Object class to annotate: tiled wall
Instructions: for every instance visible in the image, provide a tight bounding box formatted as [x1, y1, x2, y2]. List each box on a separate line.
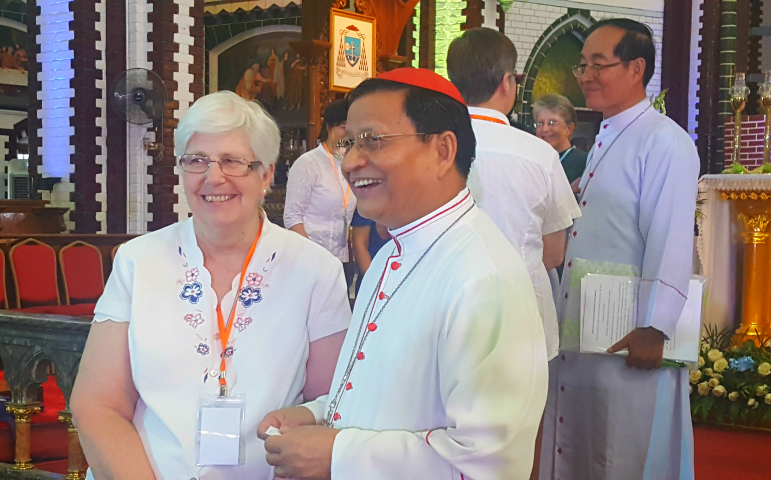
[504, 0, 664, 97]
[434, 0, 467, 78]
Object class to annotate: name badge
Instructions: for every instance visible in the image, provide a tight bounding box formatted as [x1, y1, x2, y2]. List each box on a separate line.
[196, 394, 246, 466]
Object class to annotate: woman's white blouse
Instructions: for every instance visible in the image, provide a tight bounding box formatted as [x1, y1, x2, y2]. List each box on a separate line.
[283, 144, 357, 262]
[90, 215, 351, 480]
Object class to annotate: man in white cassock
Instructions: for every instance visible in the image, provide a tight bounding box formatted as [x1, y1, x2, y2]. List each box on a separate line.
[539, 19, 698, 480]
[258, 68, 549, 479]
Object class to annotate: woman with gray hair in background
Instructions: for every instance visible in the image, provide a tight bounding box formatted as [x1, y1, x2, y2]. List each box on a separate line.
[71, 91, 350, 479]
[532, 93, 588, 192]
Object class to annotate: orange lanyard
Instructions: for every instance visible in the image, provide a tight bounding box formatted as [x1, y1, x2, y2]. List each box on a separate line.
[215, 220, 263, 396]
[470, 114, 507, 125]
[323, 144, 351, 211]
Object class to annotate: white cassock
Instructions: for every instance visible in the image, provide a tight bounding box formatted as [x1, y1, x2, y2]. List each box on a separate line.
[303, 188, 549, 479]
[540, 100, 698, 480]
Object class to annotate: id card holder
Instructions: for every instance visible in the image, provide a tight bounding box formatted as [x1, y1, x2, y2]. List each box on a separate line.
[196, 393, 246, 466]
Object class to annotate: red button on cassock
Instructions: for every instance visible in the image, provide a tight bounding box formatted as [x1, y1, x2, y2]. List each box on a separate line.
[561, 386, 565, 392]
[589, 172, 594, 178]
[558, 448, 563, 455]
[572, 231, 577, 237]
[367, 323, 377, 332]
[346, 382, 352, 391]
[567, 261, 572, 268]
[565, 293, 568, 299]
[333, 413, 341, 421]
[598, 142, 602, 148]
[559, 417, 564, 423]
[378, 292, 386, 300]
[582, 201, 586, 206]
[357, 352, 365, 360]
[391, 262, 401, 270]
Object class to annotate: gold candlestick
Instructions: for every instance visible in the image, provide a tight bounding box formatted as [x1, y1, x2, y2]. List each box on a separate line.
[723, 73, 751, 174]
[754, 71, 771, 173]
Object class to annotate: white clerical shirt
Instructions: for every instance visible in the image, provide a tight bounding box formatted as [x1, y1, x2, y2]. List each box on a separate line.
[467, 107, 581, 360]
[303, 189, 548, 479]
[284, 144, 357, 262]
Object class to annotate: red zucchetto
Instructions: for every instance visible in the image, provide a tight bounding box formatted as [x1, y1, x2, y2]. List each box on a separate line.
[376, 68, 467, 106]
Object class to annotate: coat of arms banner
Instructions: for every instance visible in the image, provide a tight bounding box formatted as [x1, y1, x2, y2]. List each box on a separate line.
[329, 8, 376, 92]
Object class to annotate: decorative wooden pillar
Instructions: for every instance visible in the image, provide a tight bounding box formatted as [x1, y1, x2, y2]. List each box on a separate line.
[69, 0, 103, 234]
[146, 0, 181, 230]
[27, 0, 42, 200]
[697, 0, 723, 174]
[461, 0, 483, 30]
[355, 0, 420, 72]
[59, 412, 87, 480]
[106, 0, 127, 234]
[5, 402, 42, 470]
[419, 0, 435, 70]
[661, 0, 692, 130]
[294, 0, 338, 147]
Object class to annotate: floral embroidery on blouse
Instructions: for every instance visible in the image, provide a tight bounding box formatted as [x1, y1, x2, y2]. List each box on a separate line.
[234, 316, 253, 332]
[184, 313, 204, 328]
[196, 343, 210, 355]
[246, 272, 263, 287]
[185, 268, 199, 283]
[223, 345, 235, 358]
[238, 286, 262, 308]
[180, 281, 203, 304]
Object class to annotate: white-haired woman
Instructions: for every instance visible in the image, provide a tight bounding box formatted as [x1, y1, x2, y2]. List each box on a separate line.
[71, 91, 350, 479]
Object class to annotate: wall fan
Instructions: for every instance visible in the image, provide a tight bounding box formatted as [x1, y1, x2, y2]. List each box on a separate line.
[111, 68, 166, 158]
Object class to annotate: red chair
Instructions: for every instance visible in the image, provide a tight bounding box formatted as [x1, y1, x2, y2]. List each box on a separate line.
[59, 241, 104, 305]
[9, 238, 60, 308]
[0, 250, 8, 309]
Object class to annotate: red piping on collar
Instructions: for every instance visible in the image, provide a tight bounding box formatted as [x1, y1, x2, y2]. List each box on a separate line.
[390, 191, 472, 251]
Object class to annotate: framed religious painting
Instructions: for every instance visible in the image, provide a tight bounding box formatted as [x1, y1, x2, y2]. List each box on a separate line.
[329, 8, 376, 93]
[208, 25, 305, 129]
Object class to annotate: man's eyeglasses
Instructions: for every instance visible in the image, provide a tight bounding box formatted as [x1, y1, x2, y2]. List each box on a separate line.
[535, 119, 563, 128]
[335, 132, 434, 157]
[178, 155, 263, 177]
[572, 61, 624, 79]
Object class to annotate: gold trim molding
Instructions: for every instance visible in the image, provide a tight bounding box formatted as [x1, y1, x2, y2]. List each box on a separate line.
[5, 403, 42, 423]
[720, 190, 771, 200]
[739, 213, 771, 244]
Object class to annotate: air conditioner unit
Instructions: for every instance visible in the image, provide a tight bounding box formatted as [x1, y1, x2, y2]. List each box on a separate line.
[8, 172, 30, 199]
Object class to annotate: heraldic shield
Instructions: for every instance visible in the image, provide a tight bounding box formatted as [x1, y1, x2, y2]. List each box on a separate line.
[345, 36, 362, 68]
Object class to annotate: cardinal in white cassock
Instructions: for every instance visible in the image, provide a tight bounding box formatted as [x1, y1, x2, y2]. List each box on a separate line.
[258, 68, 549, 479]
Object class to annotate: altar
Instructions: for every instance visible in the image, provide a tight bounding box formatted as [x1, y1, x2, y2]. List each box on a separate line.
[697, 174, 771, 338]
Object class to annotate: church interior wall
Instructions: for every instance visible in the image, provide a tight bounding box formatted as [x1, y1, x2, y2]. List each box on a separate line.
[504, 0, 664, 100]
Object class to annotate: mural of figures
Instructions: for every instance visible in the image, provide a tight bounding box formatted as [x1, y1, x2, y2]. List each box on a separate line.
[215, 30, 304, 127]
[286, 53, 306, 111]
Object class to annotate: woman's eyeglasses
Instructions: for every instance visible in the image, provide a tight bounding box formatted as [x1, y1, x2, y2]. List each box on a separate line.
[534, 119, 563, 128]
[178, 155, 262, 177]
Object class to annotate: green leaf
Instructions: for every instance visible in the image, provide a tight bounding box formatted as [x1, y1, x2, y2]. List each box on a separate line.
[715, 402, 727, 424]
[701, 397, 716, 420]
[729, 402, 741, 423]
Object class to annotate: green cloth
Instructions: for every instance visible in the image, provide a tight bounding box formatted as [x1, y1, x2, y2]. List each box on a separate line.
[559, 147, 588, 184]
